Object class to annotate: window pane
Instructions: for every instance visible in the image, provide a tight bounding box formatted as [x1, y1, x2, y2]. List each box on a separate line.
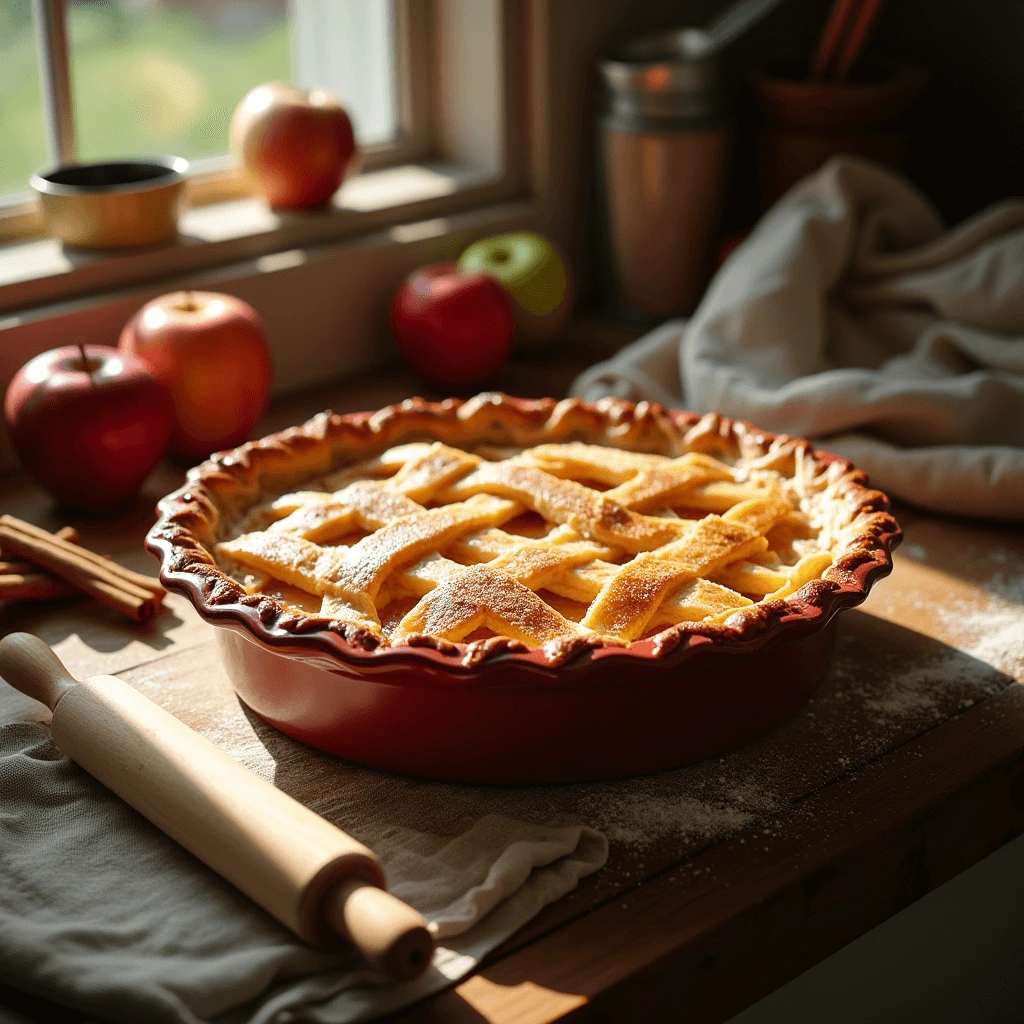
[0, 0, 48, 194]
[67, 0, 397, 167]
[292, 0, 397, 147]
[69, 0, 291, 164]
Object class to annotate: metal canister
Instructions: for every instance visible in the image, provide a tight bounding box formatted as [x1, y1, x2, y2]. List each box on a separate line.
[599, 30, 728, 320]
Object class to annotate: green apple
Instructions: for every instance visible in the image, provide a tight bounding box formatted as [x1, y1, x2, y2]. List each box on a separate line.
[458, 231, 572, 346]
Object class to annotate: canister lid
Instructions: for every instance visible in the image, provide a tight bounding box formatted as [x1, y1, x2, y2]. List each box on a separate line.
[601, 28, 719, 128]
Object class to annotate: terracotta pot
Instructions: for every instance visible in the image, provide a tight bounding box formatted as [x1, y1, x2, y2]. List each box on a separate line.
[752, 62, 926, 205]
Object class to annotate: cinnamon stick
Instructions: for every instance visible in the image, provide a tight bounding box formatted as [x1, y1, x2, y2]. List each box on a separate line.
[0, 572, 80, 602]
[0, 517, 164, 622]
[0, 526, 80, 576]
[0, 518, 163, 597]
[0, 559, 35, 575]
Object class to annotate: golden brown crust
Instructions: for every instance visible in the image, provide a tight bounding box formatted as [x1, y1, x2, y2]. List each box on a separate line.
[146, 394, 901, 672]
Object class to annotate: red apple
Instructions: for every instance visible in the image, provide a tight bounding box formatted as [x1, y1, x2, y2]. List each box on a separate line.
[391, 262, 516, 389]
[4, 345, 173, 511]
[119, 291, 273, 461]
[231, 82, 357, 210]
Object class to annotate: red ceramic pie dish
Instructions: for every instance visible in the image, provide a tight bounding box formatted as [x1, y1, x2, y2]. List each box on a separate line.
[146, 394, 900, 783]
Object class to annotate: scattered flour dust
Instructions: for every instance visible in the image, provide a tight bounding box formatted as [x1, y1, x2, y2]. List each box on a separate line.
[935, 554, 1024, 681]
[827, 538, 1024, 727]
[200, 717, 277, 781]
[517, 775, 787, 853]
[577, 792, 755, 848]
[910, 543, 1024, 681]
[859, 652, 1002, 721]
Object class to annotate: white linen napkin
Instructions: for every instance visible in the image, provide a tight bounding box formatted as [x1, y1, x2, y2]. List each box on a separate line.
[573, 157, 1024, 520]
[0, 722, 607, 1024]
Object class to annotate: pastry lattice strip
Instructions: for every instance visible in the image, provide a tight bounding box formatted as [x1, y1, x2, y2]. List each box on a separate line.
[218, 441, 826, 647]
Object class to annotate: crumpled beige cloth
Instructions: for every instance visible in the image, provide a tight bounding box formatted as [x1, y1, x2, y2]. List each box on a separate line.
[573, 157, 1024, 520]
[0, 723, 606, 1024]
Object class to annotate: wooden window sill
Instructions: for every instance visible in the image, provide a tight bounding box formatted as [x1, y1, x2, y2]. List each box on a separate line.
[0, 161, 509, 317]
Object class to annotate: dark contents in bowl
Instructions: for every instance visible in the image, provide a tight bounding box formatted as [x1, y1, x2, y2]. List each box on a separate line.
[40, 161, 180, 190]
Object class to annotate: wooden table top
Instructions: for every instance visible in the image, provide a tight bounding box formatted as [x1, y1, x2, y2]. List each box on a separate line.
[1, 354, 1022, 1024]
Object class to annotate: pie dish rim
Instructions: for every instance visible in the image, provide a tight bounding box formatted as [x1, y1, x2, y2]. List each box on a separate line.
[145, 392, 901, 678]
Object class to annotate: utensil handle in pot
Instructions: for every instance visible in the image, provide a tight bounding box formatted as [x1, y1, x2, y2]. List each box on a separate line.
[0, 633, 434, 980]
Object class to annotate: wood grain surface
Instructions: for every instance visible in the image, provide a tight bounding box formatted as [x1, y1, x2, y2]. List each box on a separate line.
[1, 356, 1022, 1024]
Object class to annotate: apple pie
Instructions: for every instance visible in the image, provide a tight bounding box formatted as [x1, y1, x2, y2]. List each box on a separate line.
[150, 394, 897, 668]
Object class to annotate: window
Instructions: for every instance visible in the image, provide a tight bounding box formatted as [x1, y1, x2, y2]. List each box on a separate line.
[0, 0, 531, 316]
[1, 0, 418, 206]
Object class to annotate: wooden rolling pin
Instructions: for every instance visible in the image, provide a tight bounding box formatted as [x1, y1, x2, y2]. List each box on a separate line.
[0, 632, 434, 981]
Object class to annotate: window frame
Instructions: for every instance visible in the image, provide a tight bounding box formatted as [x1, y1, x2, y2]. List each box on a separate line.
[0, 0, 440, 241]
[0, 0, 538, 316]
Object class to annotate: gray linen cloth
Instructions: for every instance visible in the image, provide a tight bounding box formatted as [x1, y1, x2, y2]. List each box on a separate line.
[573, 157, 1024, 520]
[0, 722, 606, 1024]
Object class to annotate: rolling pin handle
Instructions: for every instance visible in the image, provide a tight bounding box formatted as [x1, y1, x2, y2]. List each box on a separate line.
[325, 879, 434, 982]
[0, 632, 78, 711]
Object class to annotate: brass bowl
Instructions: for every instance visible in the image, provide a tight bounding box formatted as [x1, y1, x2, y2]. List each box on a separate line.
[31, 157, 189, 249]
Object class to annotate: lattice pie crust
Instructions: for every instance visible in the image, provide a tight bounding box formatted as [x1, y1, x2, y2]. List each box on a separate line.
[157, 395, 896, 667]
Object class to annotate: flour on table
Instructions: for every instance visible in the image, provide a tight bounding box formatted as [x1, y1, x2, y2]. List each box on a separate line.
[902, 538, 1024, 680]
[573, 787, 759, 849]
[201, 717, 277, 781]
